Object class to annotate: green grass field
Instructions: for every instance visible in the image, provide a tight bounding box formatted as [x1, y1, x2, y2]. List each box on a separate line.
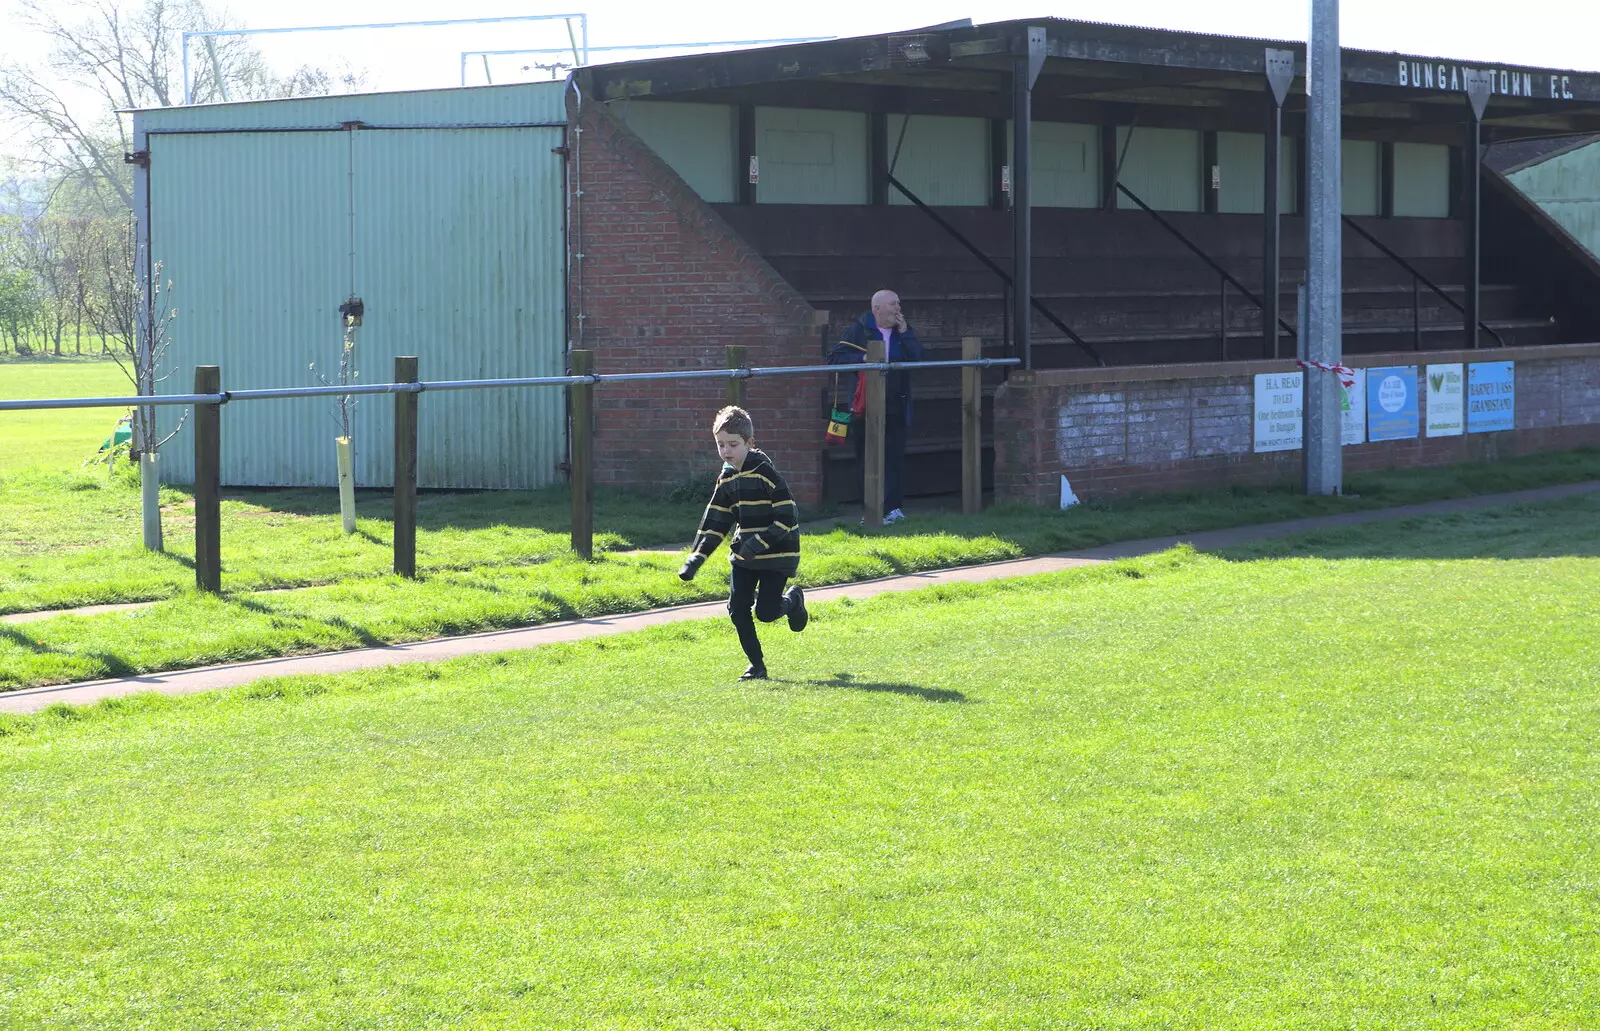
[0, 355, 136, 473]
[8, 357, 1600, 697]
[3, 501, 1597, 1029]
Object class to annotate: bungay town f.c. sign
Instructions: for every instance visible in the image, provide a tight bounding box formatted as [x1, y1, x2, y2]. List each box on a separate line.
[1395, 59, 1576, 100]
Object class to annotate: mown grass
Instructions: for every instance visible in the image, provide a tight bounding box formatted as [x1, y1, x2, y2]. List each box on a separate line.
[0, 467, 705, 613]
[0, 528, 1024, 690]
[0, 354, 135, 474]
[2, 504, 1597, 1028]
[8, 357, 1600, 696]
[8, 444, 1600, 617]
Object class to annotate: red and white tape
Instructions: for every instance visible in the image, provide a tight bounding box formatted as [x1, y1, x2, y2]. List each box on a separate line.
[1296, 359, 1356, 388]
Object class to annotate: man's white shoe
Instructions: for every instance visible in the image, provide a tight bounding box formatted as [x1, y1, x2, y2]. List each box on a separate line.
[884, 508, 907, 524]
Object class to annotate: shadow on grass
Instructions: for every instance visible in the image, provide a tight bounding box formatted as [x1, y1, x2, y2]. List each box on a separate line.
[208, 483, 698, 549]
[804, 671, 969, 704]
[228, 594, 388, 650]
[0, 624, 137, 679]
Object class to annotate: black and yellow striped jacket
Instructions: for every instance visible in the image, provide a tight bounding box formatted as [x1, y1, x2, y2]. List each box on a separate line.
[690, 449, 801, 577]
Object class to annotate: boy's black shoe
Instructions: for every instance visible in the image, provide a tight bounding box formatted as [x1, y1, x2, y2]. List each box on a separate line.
[784, 585, 808, 632]
[739, 664, 768, 681]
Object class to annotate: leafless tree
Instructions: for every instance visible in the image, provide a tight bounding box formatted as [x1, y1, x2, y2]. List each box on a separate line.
[0, 0, 368, 210]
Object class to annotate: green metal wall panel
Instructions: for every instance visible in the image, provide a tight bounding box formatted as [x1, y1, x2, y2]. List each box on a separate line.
[1115, 126, 1201, 212]
[1005, 120, 1100, 207]
[1393, 142, 1451, 217]
[886, 113, 988, 207]
[148, 112, 566, 489]
[614, 100, 735, 203]
[1342, 139, 1382, 216]
[1509, 140, 1600, 260]
[1216, 131, 1299, 214]
[755, 106, 868, 204]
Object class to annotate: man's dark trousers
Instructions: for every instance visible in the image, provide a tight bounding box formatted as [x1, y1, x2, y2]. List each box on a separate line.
[853, 414, 907, 513]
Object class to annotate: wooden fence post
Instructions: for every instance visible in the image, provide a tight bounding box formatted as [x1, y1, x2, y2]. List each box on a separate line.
[393, 356, 418, 578]
[725, 345, 747, 408]
[570, 349, 595, 560]
[862, 336, 886, 527]
[193, 365, 222, 593]
[961, 336, 983, 515]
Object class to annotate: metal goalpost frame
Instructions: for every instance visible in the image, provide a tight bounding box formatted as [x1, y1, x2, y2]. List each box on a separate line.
[457, 36, 835, 86]
[181, 13, 590, 104]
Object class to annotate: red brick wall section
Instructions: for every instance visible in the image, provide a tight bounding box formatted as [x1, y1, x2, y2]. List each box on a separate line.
[994, 345, 1600, 505]
[569, 94, 824, 505]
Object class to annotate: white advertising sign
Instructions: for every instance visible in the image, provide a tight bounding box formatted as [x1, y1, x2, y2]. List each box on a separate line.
[1254, 371, 1304, 453]
[1341, 368, 1367, 446]
[1425, 363, 1465, 437]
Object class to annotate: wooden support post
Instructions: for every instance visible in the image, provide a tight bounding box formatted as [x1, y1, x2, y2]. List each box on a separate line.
[393, 356, 418, 578]
[862, 336, 886, 528]
[570, 349, 595, 559]
[193, 365, 222, 593]
[961, 336, 983, 516]
[725, 345, 747, 408]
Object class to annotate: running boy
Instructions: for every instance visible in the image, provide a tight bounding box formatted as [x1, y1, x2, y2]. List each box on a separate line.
[678, 405, 808, 680]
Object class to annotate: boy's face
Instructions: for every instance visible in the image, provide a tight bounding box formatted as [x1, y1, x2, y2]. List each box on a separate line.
[716, 430, 751, 468]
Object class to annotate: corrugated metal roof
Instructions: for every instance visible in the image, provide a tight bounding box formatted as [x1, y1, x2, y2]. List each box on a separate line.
[132, 81, 567, 130]
[1487, 135, 1600, 174]
[581, 16, 1600, 81]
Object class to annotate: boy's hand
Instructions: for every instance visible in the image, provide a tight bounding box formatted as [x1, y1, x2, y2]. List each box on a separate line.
[678, 553, 706, 581]
[736, 536, 764, 560]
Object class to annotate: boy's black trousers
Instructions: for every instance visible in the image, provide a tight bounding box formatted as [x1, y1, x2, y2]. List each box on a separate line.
[728, 566, 793, 667]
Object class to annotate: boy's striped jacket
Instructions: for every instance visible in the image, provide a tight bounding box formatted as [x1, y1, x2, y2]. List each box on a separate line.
[690, 449, 801, 577]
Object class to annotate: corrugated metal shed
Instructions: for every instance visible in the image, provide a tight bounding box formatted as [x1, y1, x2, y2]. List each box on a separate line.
[1505, 139, 1600, 260]
[135, 83, 568, 489]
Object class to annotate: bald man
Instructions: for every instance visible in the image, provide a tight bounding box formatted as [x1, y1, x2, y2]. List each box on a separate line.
[826, 289, 924, 523]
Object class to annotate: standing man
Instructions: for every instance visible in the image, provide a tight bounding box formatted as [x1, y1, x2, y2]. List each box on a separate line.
[828, 289, 923, 523]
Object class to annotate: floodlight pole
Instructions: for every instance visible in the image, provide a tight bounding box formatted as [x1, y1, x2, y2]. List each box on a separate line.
[1304, 0, 1342, 495]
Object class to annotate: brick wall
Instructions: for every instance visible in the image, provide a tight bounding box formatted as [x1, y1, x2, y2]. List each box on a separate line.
[994, 343, 1600, 505]
[569, 95, 824, 503]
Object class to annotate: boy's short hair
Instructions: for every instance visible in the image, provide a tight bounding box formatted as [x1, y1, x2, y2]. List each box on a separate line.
[714, 405, 754, 440]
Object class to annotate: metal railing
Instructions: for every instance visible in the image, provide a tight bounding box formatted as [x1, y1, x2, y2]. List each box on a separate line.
[885, 173, 1106, 367]
[1341, 216, 1508, 349]
[0, 358, 1018, 413]
[3, 345, 1017, 590]
[1115, 183, 1299, 361]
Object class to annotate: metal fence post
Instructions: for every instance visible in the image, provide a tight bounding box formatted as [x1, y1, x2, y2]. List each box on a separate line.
[193, 365, 222, 593]
[862, 337, 886, 527]
[393, 356, 419, 578]
[725, 345, 747, 408]
[961, 336, 983, 515]
[570, 349, 595, 559]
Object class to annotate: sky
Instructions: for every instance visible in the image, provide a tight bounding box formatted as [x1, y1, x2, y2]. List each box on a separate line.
[4, 0, 1600, 156]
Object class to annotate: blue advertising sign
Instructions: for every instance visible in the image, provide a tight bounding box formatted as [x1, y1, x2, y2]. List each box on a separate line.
[1366, 366, 1420, 442]
[1467, 362, 1516, 433]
